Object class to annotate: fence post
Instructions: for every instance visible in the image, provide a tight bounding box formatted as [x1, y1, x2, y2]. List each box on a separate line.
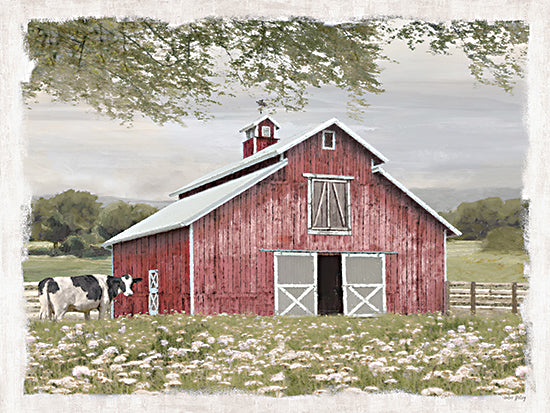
[470, 281, 476, 315]
[511, 282, 518, 314]
[444, 281, 450, 315]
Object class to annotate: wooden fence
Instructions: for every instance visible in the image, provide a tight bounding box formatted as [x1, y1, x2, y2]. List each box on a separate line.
[24, 282, 40, 316]
[445, 281, 528, 314]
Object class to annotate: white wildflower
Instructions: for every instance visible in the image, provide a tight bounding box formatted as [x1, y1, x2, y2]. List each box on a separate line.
[71, 365, 91, 378]
[270, 372, 285, 382]
[119, 377, 137, 385]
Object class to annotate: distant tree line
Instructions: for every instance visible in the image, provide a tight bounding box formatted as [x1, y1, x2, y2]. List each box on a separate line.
[440, 197, 527, 252]
[29, 189, 158, 257]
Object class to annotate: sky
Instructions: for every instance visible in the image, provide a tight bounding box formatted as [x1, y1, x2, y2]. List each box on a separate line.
[23, 38, 528, 206]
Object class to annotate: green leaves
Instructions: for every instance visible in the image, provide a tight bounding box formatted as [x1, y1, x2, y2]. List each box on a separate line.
[391, 20, 528, 93]
[95, 201, 158, 240]
[24, 18, 385, 125]
[24, 18, 528, 126]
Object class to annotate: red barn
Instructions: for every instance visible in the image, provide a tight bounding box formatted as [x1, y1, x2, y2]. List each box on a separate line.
[103, 116, 460, 317]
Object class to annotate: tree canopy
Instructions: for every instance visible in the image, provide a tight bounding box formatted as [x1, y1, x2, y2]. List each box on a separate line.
[29, 190, 158, 251]
[31, 189, 102, 247]
[441, 197, 527, 241]
[24, 18, 528, 126]
[96, 201, 158, 240]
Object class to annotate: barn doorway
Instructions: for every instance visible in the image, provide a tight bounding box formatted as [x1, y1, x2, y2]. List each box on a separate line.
[317, 255, 343, 315]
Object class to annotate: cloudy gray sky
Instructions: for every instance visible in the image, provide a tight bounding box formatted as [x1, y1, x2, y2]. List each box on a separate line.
[23, 39, 528, 207]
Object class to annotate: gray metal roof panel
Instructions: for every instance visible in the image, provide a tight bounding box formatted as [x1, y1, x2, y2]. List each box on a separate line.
[103, 160, 288, 247]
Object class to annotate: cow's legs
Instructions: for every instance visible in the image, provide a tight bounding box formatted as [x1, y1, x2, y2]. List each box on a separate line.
[84, 311, 91, 321]
[54, 305, 69, 321]
[98, 306, 106, 320]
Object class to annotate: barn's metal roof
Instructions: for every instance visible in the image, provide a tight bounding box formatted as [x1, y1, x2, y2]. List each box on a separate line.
[103, 160, 288, 247]
[169, 118, 388, 198]
[373, 166, 462, 237]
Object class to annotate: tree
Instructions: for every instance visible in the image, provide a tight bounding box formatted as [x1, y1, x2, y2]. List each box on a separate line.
[483, 226, 525, 252]
[23, 18, 527, 126]
[30, 189, 102, 246]
[441, 197, 527, 240]
[41, 211, 72, 248]
[96, 201, 158, 240]
[391, 20, 527, 93]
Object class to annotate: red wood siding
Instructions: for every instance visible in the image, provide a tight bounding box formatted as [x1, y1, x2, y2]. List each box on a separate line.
[243, 139, 255, 158]
[112, 227, 190, 317]
[242, 119, 278, 159]
[191, 125, 448, 315]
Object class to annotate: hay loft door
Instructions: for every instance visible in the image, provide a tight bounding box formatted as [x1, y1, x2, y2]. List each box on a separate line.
[342, 254, 386, 316]
[274, 252, 317, 315]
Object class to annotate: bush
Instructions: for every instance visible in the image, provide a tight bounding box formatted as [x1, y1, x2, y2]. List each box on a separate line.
[82, 245, 111, 258]
[482, 226, 525, 252]
[27, 247, 51, 256]
[60, 235, 88, 257]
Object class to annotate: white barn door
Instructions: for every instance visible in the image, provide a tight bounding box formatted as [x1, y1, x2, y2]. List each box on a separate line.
[274, 252, 317, 316]
[148, 269, 159, 316]
[342, 254, 386, 316]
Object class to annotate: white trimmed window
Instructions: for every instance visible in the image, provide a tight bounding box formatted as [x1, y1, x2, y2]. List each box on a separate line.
[304, 174, 353, 235]
[322, 130, 336, 150]
[261, 125, 272, 137]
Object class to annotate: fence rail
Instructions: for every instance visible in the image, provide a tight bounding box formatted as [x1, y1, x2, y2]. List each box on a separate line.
[445, 281, 527, 314]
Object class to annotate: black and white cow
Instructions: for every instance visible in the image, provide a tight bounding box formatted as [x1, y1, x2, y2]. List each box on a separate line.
[38, 274, 142, 321]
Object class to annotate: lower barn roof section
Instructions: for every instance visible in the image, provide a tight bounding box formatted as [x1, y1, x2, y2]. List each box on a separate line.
[102, 159, 288, 247]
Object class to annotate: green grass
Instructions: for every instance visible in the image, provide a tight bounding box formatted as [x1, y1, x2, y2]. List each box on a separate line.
[447, 240, 528, 283]
[23, 255, 112, 282]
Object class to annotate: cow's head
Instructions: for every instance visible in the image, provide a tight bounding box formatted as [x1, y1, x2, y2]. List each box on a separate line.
[108, 274, 143, 300]
[120, 274, 143, 296]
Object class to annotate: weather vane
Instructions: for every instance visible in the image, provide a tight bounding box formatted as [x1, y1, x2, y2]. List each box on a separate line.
[256, 99, 267, 114]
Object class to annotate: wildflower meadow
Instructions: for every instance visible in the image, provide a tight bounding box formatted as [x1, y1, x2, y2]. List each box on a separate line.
[25, 312, 527, 397]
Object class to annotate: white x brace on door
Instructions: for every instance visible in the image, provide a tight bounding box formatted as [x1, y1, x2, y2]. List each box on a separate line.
[342, 254, 386, 316]
[274, 252, 317, 316]
[148, 269, 159, 316]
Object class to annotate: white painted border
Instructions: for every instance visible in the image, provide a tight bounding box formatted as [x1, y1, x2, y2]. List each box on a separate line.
[274, 251, 317, 315]
[261, 125, 272, 137]
[148, 269, 159, 316]
[322, 130, 336, 150]
[341, 253, 386, 317]
[303, 173, 354, 180]
[444, 230, 447, 282]
[189, 223, 194, 315]
[305, 174, 353, 235]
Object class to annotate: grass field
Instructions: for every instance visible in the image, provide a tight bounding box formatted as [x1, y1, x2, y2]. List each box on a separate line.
[23, 255, 112, 282]
[446, 241, 528, 283]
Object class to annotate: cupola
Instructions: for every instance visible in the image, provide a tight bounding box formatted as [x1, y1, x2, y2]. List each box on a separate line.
[239, 115, 281, 159]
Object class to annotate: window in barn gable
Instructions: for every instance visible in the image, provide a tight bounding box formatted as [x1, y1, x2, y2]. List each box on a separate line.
[261, 125, 272, 137]
[304, 174, 353, 235]
[322, 130, 336, 150]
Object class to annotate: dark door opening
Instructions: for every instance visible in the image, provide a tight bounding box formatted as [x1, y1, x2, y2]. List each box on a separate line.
[317, 255, 343, 315]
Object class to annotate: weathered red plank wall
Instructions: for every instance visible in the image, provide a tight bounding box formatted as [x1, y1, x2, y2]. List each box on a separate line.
[192, 125, 448, 315]
[112, 227, 190, 317]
